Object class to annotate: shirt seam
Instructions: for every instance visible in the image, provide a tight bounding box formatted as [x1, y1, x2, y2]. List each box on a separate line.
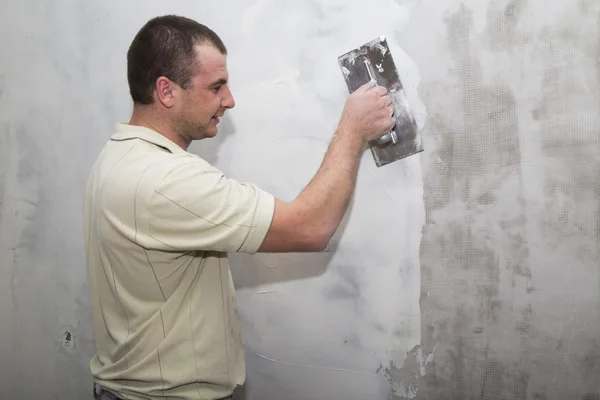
[97, 143, 136, 395]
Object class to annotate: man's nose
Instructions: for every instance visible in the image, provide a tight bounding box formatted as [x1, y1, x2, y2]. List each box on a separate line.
[222, 85, 235, 109]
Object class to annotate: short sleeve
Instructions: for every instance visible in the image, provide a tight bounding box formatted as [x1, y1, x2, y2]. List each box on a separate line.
[145, 161, 275, 254]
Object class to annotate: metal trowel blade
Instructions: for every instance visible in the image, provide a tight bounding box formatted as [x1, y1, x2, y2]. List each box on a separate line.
[338, 36, 424, 167]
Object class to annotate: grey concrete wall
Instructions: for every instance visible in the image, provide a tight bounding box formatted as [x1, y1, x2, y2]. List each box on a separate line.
[414, 0, 600, 399]
[0, 0, 598, 399]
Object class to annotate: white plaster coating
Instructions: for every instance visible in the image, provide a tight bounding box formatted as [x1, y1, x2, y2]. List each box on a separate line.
[0, 0, 425, 398]
[342, 66, 351, 77]
[217, 1, 427, 398]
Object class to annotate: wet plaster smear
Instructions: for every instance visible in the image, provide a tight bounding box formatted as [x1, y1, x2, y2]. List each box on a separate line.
[0, 0, 599, 399]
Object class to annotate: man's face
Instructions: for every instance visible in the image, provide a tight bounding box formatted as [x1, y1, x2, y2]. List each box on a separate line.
[173, 44, 235, 142]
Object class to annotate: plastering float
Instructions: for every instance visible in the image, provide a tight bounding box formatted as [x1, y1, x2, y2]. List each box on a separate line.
[338, 35, 424, 167]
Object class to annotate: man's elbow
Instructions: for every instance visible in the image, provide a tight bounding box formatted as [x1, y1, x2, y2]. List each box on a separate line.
[306, 237, 329, 252]
[303, 224, 335, 252]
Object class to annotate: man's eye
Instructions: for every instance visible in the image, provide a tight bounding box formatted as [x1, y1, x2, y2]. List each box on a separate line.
[213, 86, 221, 93]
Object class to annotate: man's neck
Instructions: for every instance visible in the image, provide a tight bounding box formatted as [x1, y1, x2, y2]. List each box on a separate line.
[128, 105, 191, 150]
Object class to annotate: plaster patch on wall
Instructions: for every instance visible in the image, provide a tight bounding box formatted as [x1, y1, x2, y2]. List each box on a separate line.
[416, 1, 535, 398]
[377, 345, 435, 399]
[414, 0, 600, 398]
[218, 1, 427, 398]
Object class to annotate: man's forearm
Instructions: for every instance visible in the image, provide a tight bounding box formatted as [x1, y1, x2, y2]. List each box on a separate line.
[292, 125, 364, 245]
[257, 81, 393, 253]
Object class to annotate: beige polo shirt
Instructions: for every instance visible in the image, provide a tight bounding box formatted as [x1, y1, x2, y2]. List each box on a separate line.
[84, 123, 275, 400]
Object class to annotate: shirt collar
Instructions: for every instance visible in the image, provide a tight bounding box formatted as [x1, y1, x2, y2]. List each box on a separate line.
[110, 123, 188, 154]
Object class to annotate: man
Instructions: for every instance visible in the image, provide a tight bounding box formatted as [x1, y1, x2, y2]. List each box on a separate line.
[85, 14, 395, 400]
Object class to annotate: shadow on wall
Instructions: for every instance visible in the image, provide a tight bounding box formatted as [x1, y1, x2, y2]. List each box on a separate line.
[229, 194, 355, 289]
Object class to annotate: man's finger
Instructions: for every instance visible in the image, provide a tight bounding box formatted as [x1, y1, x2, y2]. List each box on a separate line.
[373, 86, 388, 96]
[358, 79, 378, 92]
[388, 117, 396, 130]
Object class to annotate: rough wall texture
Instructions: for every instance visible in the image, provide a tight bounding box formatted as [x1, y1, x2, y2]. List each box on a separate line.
[413, 0, 600, 399]
[0, 0, 598, 399]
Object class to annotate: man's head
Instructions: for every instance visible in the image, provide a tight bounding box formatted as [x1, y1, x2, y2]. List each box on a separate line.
[127, 15, 235, 142]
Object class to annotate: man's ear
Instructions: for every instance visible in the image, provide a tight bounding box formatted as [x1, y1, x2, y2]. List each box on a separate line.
[156, 77, 176, 108]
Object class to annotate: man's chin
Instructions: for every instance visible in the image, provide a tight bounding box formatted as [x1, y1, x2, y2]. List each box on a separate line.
[196, 129, 217, 140]
[189, 125, 217, 140]
[207, 118, 220, 136]
[206, 126, 219, 137]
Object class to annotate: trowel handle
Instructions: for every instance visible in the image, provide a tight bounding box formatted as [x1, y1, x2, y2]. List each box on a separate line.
[363, 59, 397, 145]
[377, 131, 398, 144]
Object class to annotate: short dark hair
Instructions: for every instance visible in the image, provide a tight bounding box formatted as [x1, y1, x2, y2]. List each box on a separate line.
[126, 15, 227, 105]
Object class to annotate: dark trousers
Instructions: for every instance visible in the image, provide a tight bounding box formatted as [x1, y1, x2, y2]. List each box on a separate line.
[94, 383, 233, 400]
[93, 384, 122, 400]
